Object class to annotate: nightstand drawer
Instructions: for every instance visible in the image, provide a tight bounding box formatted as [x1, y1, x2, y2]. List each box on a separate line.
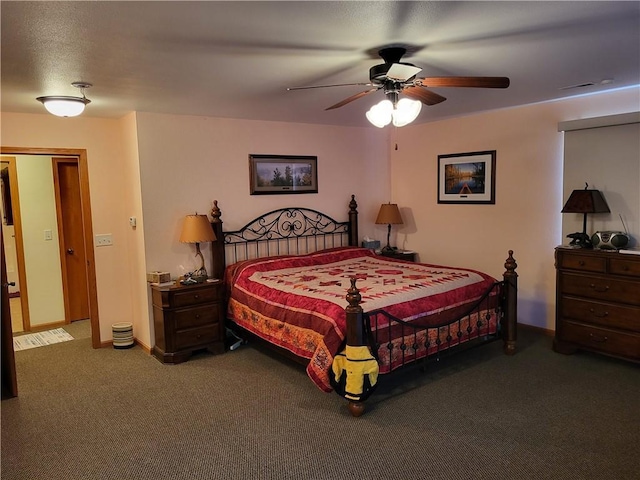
[174, 304, 221, 329]
[609, 258, 640, 277]
[172, 286, 219, 307]
[175, 325, 220, 350]
[560, 321, 640, 359]
[561, 273, 640, 306]
[559, 254, 606, 273]
[561, 297, 640, 332]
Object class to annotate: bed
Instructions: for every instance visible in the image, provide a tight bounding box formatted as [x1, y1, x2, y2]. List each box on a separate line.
[210, 196, 518, 416]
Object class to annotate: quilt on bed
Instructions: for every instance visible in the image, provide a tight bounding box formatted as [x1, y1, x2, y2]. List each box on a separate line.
[225, 247, 499, 392]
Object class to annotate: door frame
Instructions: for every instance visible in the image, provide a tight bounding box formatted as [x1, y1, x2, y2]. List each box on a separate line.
[0, 147, 100, 348]
[0, 157, 29, 331]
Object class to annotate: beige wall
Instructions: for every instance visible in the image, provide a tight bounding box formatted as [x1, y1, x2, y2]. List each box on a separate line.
[134, 112, 389, 346]
[391, 87, 640, 330]
[1, 114, 137, 343]
[2, 85, 638, 347]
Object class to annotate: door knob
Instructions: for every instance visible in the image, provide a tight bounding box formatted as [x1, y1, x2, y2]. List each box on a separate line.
[67, 248, 74, 254]
[2, 282, 16, 288]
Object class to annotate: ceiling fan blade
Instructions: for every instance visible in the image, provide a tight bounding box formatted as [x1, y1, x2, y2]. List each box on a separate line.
[402, 86, 447, 106]
[288, 82, 373, 91]
[417, 77, 510, 88]
[325, 88, 379, 110]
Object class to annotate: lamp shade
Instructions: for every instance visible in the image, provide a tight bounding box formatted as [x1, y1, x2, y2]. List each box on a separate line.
[375, 203, 403, 225]
[179, 214, 216, 243]
[561, 188, 610, 214]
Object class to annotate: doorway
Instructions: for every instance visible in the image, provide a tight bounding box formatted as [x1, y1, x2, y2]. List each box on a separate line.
[0, 147, 100, 349]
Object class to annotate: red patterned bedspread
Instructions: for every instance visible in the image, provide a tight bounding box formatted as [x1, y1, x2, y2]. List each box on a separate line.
[225, 247, 498, 392]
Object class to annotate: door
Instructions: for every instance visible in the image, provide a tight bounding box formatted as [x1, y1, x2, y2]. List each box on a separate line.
[53, 158, 90, 322]
[1, 225, 18, 398]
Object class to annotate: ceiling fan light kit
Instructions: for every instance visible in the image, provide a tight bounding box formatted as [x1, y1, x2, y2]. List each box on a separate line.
[288, 45, 510, 128]
[366, 98, 422, 128]
[36, 82, 92, 117]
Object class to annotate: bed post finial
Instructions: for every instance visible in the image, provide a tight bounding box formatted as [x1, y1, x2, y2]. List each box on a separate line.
[502, 250, 518, 355]
[348, 195, 358, 247]
[211, 200, 221, 223]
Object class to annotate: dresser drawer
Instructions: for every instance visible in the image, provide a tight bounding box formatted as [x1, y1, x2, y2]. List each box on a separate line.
[560, 273, 640, 306]
[175, 325, 221, 350]
[171, 286, 220, 307]
[560, 321, 640, 359]
[561, 297, 640, 332]
[174, 304, 221, 329]
[609, 257, 640, 277]
[558, 253, 606, 273]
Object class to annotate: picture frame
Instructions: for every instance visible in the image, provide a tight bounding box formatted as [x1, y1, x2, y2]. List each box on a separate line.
[249, 154, 318, 195]
[437, 150, 496, 204]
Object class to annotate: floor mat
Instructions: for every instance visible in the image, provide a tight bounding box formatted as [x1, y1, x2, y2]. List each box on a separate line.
[13, 328, 74, 351]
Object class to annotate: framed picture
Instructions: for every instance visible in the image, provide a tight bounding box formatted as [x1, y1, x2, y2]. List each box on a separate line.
[249, 154, 318, 195]
[437, 150, 496, 204]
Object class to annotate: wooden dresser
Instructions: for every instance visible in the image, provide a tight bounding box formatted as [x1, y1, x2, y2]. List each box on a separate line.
[151, 280, 225, 363]
[554, 247, 640, 362]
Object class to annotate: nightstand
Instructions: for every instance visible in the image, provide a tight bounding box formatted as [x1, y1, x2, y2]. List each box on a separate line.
[379, 249, 416, 262]
[151, 280, 225, 364]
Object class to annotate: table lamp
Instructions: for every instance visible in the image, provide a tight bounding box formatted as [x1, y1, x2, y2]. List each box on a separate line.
[561, 183, 610, 248]
[375, 203, 403, 253]
[179, 214, 216, 282]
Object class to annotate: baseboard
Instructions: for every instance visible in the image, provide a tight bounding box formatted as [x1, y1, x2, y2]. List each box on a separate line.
[100, 338, 152, 354]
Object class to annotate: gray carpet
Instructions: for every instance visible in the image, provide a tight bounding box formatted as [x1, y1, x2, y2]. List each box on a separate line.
[1, 327, 638, 479]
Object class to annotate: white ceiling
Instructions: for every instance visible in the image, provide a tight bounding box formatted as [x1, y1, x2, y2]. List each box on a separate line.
[2, 1, 639, 128]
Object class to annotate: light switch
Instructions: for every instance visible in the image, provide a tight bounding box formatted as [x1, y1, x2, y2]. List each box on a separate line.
[44, 229, 52, 241]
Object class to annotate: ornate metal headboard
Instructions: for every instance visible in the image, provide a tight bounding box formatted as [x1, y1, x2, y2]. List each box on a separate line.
[210, 195, 359, 279]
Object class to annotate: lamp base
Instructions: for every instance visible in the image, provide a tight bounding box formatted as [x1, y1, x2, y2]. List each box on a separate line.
[567, 232, 592, 248]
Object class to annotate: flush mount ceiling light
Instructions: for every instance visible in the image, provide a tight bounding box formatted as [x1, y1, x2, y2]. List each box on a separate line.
[36, 82, 92, 117]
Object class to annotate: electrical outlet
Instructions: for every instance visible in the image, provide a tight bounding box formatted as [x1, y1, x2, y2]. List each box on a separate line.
[95, 234, 113, 246]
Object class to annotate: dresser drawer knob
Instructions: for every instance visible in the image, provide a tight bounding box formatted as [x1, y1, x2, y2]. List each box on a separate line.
[578, 260, 585, 266]
[589, 308, 609, 318]
[589, 284, 610, 293]
[195, 314, 201, 319]
[589, 333, 608, 343]
[194, 294, 200, 300]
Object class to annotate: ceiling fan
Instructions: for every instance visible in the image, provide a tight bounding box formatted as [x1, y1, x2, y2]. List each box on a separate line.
[288, 46, 510, 112]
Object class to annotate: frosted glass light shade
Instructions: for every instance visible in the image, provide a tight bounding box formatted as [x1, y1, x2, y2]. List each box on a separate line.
[366, 98, 422, 128]
[36, 96, 90, 117]
[392, 98, 422, 127]
[366, 99, 393, 128]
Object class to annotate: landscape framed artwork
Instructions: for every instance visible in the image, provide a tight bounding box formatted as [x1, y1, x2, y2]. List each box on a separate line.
[437, 150, 496, 204]
[249, 154, 318, 195]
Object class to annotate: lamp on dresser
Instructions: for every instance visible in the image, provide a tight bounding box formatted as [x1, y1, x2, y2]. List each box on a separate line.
[375, 203, 403, 253]
[561, 183, 610, 248]
[179, 214, 216, 282]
